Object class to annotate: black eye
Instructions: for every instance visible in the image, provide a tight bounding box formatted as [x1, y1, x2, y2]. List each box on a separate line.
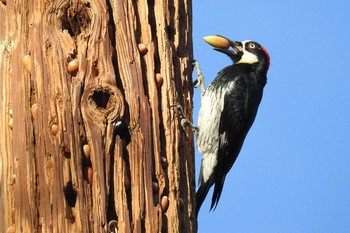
[248, 43, 256, 49]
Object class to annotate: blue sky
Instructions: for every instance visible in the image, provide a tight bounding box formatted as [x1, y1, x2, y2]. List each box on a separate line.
[192, 1, 350, 232]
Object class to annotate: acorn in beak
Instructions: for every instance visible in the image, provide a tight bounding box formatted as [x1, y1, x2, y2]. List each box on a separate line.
[203, 35, 243, 62]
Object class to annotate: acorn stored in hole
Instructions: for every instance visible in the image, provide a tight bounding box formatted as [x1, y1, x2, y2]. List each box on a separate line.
[67, 60, 79, 74]
[8, 118, 13, 129]
[138, 44, 148, 56]
[8, 109, 13, 116]
[83, 144, 91, 159]
[22, 55, 31, 72]
[31, 103, 37, 119]
[161, 196, 169, 212]
[87, 167, 93, 184]
[83, 167, 93, 184]
[51, 124, 59, 135]
[160, 156, 167, 168]
[108, 220, 118, 233]
[6, 226, 16, 233]
[203, 36, 230, 49]
[155, 73, 163, 88]
[152, 182, 159, 193]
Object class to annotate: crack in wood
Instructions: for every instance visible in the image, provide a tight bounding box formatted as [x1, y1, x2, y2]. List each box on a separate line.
[64, 181, 77, 207]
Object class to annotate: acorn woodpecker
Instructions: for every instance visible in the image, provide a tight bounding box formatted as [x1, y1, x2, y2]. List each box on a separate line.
[192, 35, 270, 214]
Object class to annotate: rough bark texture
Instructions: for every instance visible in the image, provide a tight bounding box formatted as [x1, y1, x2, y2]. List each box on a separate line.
[0, 0, 195, 232]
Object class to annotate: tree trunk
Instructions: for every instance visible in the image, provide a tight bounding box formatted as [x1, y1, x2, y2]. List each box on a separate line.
[0, 0, 195, 232]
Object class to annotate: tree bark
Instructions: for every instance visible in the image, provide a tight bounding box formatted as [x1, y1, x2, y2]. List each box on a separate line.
[0, 0, 195, 232]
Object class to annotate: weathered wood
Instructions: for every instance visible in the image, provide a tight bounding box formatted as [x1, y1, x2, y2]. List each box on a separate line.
[0, 0, 195, 232]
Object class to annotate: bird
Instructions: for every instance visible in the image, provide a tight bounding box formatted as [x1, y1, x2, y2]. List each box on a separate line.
[192, 35, 270, 215]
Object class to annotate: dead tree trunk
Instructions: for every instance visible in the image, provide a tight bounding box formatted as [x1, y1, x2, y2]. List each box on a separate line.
[0, 0, 195, 232]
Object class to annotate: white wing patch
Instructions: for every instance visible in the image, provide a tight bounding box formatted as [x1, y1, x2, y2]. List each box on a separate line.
[220, 132, 228, 145]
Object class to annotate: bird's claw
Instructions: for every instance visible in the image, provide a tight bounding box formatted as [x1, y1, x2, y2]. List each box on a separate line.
[192, 60, 202, 88]
[171, 103, 198, 138]
[170, 103, 184, 113]
[171, 104, 189, 138]
[194, 77, 203, 88]
[192, 60, 206, 97]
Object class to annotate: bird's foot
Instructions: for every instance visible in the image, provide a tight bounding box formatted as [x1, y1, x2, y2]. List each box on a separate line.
[171, 103, 198, 139]
[192, 60, 206, 96]
[192, 60, 203, 87]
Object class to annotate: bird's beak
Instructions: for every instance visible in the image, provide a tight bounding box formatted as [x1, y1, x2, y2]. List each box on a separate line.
[213, 35, 243, 61]
[203, 35, 243, 62]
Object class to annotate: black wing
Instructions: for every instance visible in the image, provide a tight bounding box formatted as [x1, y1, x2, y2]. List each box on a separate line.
[210, 80, 262, 210]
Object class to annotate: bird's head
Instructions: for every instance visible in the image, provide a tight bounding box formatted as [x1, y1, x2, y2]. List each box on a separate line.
[203, 35, 270, 73]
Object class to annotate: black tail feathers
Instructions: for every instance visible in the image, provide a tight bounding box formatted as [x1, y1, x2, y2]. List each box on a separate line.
[196, 176, 226, 216]
[210, 177, 225, 210]
[196, 182, 211, 216]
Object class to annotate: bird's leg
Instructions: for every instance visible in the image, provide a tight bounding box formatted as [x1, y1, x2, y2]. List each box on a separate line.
[171, 103, 199, 139]
[193, 60, 206, 98]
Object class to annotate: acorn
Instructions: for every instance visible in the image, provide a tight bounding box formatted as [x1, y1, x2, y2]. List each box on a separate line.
[152, 182, 159, 193]
[138, 44, 148, 56]
[1, 0, 6, 6]
[51, 124, 59, 135]
[155, 73, 163, 88]
[108, 220, 118, 233]
[31, 103, 37, 119]
[6, 226, 16, 233]
[8, 109, 13, 116]
[22, 54, 31, 72]
[83, 167, 93, 184]
[203, 36, 230, 49]
[161, 196, 169, 212]
[8, 118, 13, 129]
[87, 167, 93, 184]
[83, 144, 91, 159]
[160, 156, 167, 168]
[67, 60, 79, 74]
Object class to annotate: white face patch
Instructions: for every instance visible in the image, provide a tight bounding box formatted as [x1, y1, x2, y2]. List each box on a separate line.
[236, 40, 259, 65]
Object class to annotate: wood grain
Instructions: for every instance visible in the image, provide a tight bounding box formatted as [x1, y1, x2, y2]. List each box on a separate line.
[0, 0, 195, 232]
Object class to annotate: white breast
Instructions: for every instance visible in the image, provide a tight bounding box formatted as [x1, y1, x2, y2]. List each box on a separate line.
[197, 81, 236, 183]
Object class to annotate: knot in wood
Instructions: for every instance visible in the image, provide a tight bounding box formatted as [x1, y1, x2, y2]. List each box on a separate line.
[82, 84, 124, 124]
[54, 0, 93, 37]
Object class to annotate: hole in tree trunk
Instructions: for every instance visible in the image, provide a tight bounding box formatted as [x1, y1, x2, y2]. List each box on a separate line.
[64, 181, 77, 207]
[92, 90, 111, 109]
[62, 144, 71, 158]
[82, 85, 125, 124]
[59, 2, 92, 37]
